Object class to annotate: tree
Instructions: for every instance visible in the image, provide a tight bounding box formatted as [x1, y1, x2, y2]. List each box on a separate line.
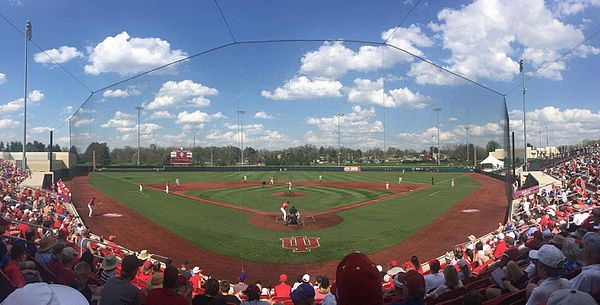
[486, 140, 502, 152]
[0, 141, 4, 151]
[83, 142, 111, 166]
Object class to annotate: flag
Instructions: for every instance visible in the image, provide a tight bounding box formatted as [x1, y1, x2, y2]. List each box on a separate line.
[25, 20, 32, 41]
[519, 59, 523, 73]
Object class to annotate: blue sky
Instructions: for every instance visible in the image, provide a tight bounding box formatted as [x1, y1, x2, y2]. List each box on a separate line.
[1, 0, 599, 152]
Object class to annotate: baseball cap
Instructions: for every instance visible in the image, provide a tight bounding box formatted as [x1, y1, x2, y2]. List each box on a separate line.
[279, 273, 288, 282]
[2, 282, 88, 305]
[393, 270, 425, 297]
[390, 259, 398, 267]
[547, 289, 597, 305]
[529, 244, 565, 268]
[192, 266, 201, 274]
[290, 282, 315, 301]
[143, 261, 153, 269]
[239, 273, 247, 282]
[428, 259, 440, 270]
[333, 252, 382, 305]
[121, 255, 143, 274]
[582, 232, 600, 253]
[503, 247, 520, 261]
[301, 273, 310, 282]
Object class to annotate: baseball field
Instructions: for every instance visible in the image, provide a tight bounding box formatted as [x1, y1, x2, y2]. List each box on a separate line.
[66, 170, 508, 280]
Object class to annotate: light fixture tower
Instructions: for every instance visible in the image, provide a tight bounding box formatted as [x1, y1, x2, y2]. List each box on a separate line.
[465, 126, 470, 164]
[334, 113, 344, 166]
[433, 108, 442, 165]
[22, 20, 32, 170]
[237, 110, 246, 166]
[135, 106, 144, 166]
[520, 59, 528, 171]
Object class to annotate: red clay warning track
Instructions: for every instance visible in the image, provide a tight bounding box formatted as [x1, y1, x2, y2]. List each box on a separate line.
[66, 173, 507, 286]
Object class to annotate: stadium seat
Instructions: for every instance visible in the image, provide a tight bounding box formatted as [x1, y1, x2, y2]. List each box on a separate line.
[434, 295, 465, 305]
[465, 277, 493, 291]
[428, 287, 467, 304]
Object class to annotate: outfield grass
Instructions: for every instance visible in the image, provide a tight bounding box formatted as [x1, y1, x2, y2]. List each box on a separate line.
[89, 171, 479, 264]
[186, 185, 389, 212]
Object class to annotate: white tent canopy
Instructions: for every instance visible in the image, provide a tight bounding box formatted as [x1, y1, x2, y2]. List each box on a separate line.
[480, 155, 504, 168]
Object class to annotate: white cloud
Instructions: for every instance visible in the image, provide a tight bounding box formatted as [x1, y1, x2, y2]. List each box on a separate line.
[448, 117, 458, 122]
[175, 111, 226, 125]
[424, 0, 597, 83]
[102, 87, 140, 98]
[261, 76, 343, 100]
[30, 126, 52, 133]
[300, 26, 431, 79]
[254, 111, 273, 119]
[73, 119, 95, 128]
[347, 78, 431, 109]
[552, 0, 600, 16]
[147, 80, 218, 110]
[0, 119, 19, 129]
[84, 31, 187, 75]
[33, 46, 83, 64]
[206, 123, 288, 146]
[396, 122, 504, 150]
[149, 111, 174, 119]
[0, 73, 6, 84]
[101, 111, 135, 128]
[0, 90, 45, 113]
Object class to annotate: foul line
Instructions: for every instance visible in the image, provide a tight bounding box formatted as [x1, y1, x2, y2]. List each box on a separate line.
[428, 191, 441, 197]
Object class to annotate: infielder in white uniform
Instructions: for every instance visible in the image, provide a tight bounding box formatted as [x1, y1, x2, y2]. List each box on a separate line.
[319, 175, 323, 182]
[280, 200, 289, 222]
[451, 178, 455, 188]
[165, 182, 170, 194]
[398, 177, 403, 184]
[139, 181, 144, 192]
[243, 175, 247, 182]
[385, 180, 390, 191]
[269, 176, 274, 185]
[175, 178, 180, 188]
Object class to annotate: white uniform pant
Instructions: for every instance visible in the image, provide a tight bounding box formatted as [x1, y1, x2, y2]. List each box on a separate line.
[88, 204, 93, 217]
[281, 208, 287, 221]
[139, 185, 143, 192]
[165, 186, 170, 194]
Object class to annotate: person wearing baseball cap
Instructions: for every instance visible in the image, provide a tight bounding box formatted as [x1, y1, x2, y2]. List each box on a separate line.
[100, 255, 142, 305]
[423, 259, 444, 293]
[333, 251, 383, 305]
[547, 288, 598, 305]
[388, 270, 426, 305]
[526, 244, 572, 305]
[274, 273, 291, 297]
[290, 276, 316, 304]
[570, 232, 600, 293]
[147, 265, 189, 305]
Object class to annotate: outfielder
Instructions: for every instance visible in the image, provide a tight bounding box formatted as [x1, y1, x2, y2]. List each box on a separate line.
[139, 181, 144, 192]
[398, 177, 403, 184]
[280, 200, 289, 222]
[319, 175, 323, 182]
[243, 175, 247, 183]
[385, 179, 390, 191]
[451, 178, 455, 188]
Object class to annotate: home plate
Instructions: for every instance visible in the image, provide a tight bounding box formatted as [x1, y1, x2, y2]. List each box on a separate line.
[462, 209, 480, 213]
[103, 213, 123, 218]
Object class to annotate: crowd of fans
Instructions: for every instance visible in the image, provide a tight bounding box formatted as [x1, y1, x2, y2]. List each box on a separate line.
[1, 145, 599, 305]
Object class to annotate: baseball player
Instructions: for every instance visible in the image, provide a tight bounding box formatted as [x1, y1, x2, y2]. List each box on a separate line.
[165, 182, 170, 194]
[280, 200, 289, 222]
[398, 177, 403, 184]
[243, 175, 247, 183]
[88, 196, 96, 217]
[385, 179, 390, 191]
[139, 181, 144, 192]
[319, 175, 323, 182]
[288, 180, 293, 195]
[269, 176, 274, 185]
[431, 177, 435, 185]
[450, 178, 455, 188]
[175, 177, 180, 188]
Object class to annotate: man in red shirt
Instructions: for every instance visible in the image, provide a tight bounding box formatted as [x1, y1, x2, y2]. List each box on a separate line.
[3, 243, 31, 288]
[274, 273, 291, 297]
[147, 265, 190, 305]
[134, 260, 154, 289]
[281, 200, 289, 222]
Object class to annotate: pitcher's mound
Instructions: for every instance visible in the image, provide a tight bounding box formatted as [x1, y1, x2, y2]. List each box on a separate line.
[271, 192, 306, 197]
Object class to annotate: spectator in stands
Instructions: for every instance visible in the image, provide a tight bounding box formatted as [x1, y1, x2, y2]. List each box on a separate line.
[210, 280, 241, 305]
[134, 260, 154, 289]
[426, 265, 463, 300]
[388, 270, 426, 305]
[486, 261, 529, 298]
[274, 273, 291, 297]
[179, 259, 192, 279]
[317, 276, 335, 305]
[547, 288, 598, 305]
[33, 236, 56, 268]
[562, 237, 584, 275]
[241, 284, 268, 305]
[100, 253, 120, 285]
[461, 291, 483, 305]
[189, 266, 204, 297]
[56, 247, 77, 285]
[0, 217, 10, 268]
[192, 278, 219, 305]
[233, 273, 248, 294]
[2, 282, 89, 305]
[423, 259, 444, 293]
[147, 265, 190, 305]
[23, 228, 36, 257]
[457, 259, 472, 281]
[290, 275, 315, 305]
[387, 259, 404, 276]
[333, 252, 383, 305]
[410, 256, 423, 274]
[72, 261, 94, 303]
[526, 245, 571, 305]
[47, 243, 65, 276]
[100, 255, 142, 305]
[3, 243, 28, 287]
[570, 232, 600, 293]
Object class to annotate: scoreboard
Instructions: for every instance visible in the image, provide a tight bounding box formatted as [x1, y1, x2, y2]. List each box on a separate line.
[170, 149, 193, 166]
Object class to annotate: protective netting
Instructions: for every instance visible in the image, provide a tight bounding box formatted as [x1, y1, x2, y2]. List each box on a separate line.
[68, 40, 508, 165]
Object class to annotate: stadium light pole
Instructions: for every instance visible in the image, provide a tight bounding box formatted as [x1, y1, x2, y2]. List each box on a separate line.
[237, 110, 246, 166]
[465, 126, 470, 165]
[22, 20, 32, 170]
[135, 106, 144, 166]
[433, 108, 442, 165]
[334, 113, 344, 166]
[520, 59, 528, 171]
[545, 126, 549, 147]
